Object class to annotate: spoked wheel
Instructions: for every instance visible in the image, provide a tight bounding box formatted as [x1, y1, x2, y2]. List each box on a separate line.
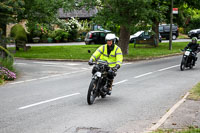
[189, 60, 194, 69]
[180, 58, 186, 71]
[87, 79, 97, 105]
[180, 57, 187, 71]
[180, 62, 185, 71]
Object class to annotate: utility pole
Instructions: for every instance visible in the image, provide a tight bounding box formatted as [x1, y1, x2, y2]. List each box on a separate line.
[169, 0, 173, 50]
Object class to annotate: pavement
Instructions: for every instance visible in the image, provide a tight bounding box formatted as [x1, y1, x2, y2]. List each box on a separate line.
[159, 98, 200, 131]
[6, 41, 85, 47]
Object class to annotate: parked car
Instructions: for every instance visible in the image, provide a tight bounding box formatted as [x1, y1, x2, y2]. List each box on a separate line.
[129, 31, 162, 43]
[85, 31, 118, 45]
[188, 29, 200, 39]
[159, 24, 179, 40]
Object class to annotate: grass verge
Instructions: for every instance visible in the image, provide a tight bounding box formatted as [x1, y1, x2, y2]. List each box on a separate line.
[0, 79, 4, 85]
[177, 33, 190, 39]
[9, 42, 189, 60]
[187, 82, 200, 100]
[153, 128, 200, 133]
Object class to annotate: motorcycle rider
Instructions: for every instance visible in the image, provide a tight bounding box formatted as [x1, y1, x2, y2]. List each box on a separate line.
[184, 37, 200, 66]
[88, 33, 123, 95]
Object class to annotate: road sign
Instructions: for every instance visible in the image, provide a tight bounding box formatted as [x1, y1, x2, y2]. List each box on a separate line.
[173, 8, 178, 14]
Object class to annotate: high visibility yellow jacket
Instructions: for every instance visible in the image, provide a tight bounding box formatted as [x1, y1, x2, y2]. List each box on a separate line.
[90, 44, 123, 67]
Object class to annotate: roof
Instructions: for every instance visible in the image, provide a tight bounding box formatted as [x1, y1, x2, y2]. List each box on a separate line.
[58, 8, 98, 19]
[89, 30, 111, 33]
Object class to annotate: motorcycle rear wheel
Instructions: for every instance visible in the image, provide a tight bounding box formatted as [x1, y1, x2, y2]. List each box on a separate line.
[87, 79, 97, 105]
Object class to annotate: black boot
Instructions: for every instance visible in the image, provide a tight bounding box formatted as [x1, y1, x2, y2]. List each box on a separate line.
[104, 79, 113, 95]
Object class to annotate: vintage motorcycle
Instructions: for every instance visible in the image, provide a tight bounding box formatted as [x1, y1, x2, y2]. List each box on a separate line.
[180, 48, 197, 71]
[87, 60, 115, 105]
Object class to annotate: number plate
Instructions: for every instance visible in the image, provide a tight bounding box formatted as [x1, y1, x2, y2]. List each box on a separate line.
[185, 51, 190, 56]
[96, 72, 102, 77]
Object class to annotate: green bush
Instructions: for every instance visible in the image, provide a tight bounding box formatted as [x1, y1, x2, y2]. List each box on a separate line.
[11, 24, 27, 42]
[179, 27, 185, 34]
[185, 17, 200, 33]
[52, 29, 69, 42]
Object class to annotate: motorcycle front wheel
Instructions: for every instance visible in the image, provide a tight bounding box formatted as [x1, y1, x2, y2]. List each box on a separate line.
[180, 58, 185, 71]
[87, 79, 97, 105]
[189, 60, 194, 69]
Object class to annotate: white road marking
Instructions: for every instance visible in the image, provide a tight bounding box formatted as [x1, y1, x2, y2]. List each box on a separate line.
[113, 79, 128, 85]
[122, 63, 132, 66]
[18, 93, 81, 110]
[134, 72, 154, 79]
[38, 76, 49, 80]
[157, 65, 179, 72]
[25, 79, 37, 82]
[144, 92, 190, 133]
[81, 68, 91, 70]
[65, 63, 79, 66]
[14, 63, 27, 65]
[33, 62, 59, 65]
[9, 81, 25, 85]
[133, 64, 179, 79]
[42, 65, 79, 70]
[34, 62, 79, 66]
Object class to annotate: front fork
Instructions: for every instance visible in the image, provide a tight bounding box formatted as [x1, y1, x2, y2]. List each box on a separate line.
[182, 55, 188, 66]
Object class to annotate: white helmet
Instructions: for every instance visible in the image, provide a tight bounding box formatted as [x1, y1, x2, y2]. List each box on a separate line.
[105, 33, 116, 41]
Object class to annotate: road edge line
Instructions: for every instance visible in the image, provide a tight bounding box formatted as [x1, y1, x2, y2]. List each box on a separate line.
[144, 92, 190, 133]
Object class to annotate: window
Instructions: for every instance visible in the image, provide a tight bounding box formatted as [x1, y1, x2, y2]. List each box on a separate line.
[159, 26, 164, 32]
[100, 32, 105, 37]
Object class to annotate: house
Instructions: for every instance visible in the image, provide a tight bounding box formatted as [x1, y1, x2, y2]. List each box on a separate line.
[58, 8, 98, 20]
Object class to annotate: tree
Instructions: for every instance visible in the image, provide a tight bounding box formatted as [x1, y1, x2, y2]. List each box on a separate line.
[164, 0, 200, 27]
[19, 0, 63, 24]
[150, 0, 168, 46]
[0, 0, 25, 35]
[76, 0, 154, 55]
[0, 0, 24, 59]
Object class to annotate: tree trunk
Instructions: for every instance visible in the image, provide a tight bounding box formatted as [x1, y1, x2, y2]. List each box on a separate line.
[152, 20, 159, 47]
[0, 24, 7, 59]
[118, 25, 130, 55]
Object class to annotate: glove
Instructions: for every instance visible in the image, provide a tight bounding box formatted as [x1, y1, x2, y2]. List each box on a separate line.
[88, 59, 93, 66]
[112, 64, 120, 72]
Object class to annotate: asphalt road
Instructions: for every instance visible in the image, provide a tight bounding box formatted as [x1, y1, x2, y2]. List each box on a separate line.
[0, 55, 200, 133]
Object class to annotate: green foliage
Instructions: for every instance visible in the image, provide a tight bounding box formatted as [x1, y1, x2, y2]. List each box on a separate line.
[187, 16, 200, 32]
[11, 24, 27, 42]
[0, 0, 25, 25]
[21, 0, 63, 24]
[0, 78, 3, 85]
[26, 22, 54, 42]
[164, 0, 200, 27]
[78, 20, 92, 40]
[52, 29, 69, 41]
[91, 0, 153, 32]
[178, 27, 185, 34]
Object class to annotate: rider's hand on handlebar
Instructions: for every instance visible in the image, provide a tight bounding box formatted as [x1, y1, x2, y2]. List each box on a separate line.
[88, 59, 93, 66]
[112, 64, 120, 72]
